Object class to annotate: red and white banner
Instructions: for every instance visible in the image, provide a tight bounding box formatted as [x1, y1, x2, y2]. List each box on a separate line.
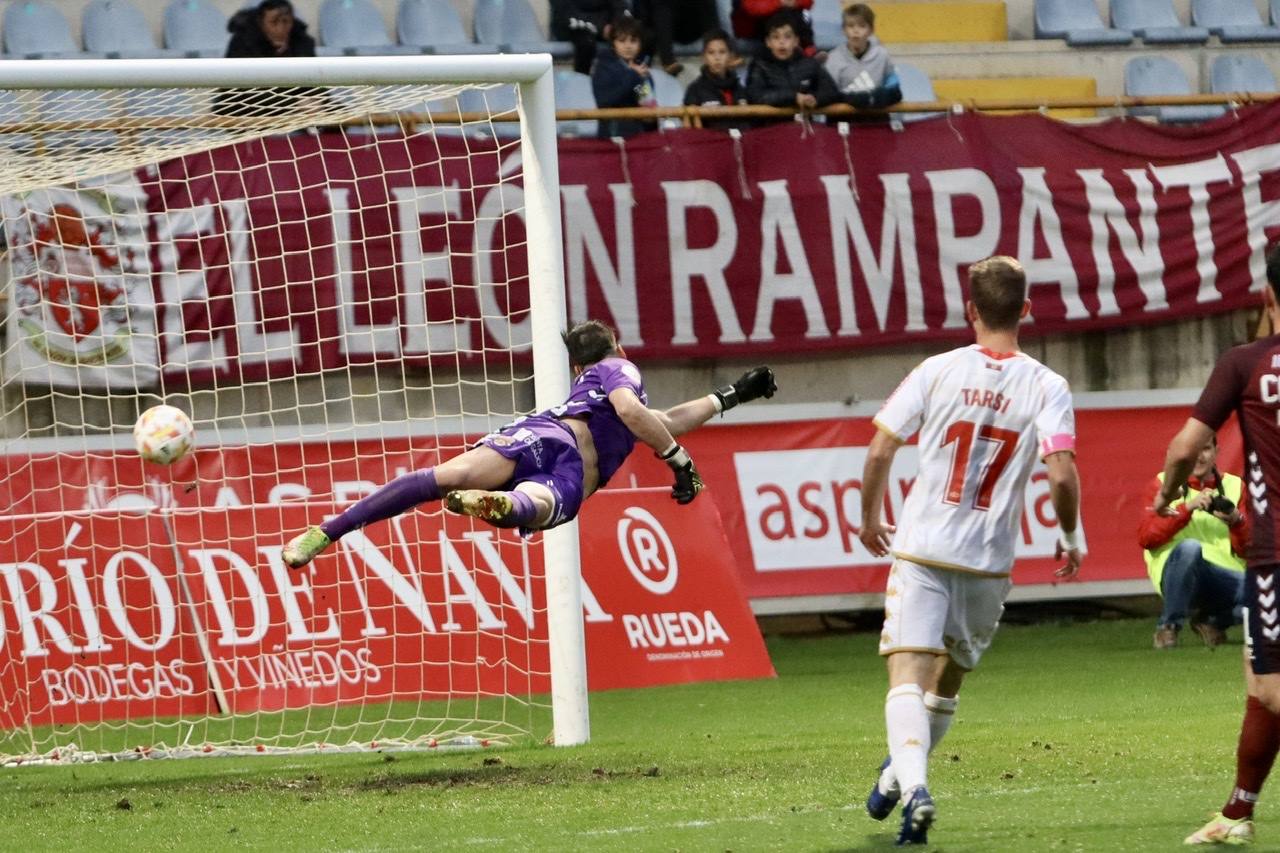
[609, 398, 1239, 603]
[0, 469, 773, 729]
[3, 103, 1265, 386]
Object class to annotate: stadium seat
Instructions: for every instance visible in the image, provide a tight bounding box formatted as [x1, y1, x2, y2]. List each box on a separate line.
[39, 89, 118, 152]
[124, 88, 205, 147]
[1190, 0, 1280, 42]
[811, 0, 845, 50]
[83, 0, 167, 58]
[1110, 0, 1209, 44]
[553, 70, 597, 138]
[163, 0, 227, 57]
[472, 0, 573, 60]
[3, 1, 81, 58]
[318, 0, 417, 55]
[1034, 0, 1133, 46]
[1210, 55, 1278, 95]
[648, 67, 686, 130]
[0, 90, 34, 153]
[457, 84, 522, 139]
[397, 0, 495, 54]
[1124, 56, 1224, 123]
[895, 62, 943, 122]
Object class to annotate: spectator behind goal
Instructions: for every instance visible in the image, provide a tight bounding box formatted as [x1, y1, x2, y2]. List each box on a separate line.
[550, 0, 629, 76]
[591, 16, 658, 140]
[745, 13, 840, 122]
[824, 3, 902, 110]
[215, 0, 319, 118]
[732, 0, 816, 56]
[683, 30, 749, 131]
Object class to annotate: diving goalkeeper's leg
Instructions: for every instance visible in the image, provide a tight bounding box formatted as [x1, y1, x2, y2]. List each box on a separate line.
[282, 446, 515, 568]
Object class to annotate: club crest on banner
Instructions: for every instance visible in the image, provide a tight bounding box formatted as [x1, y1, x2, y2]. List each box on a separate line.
[3, 176, 157, 387]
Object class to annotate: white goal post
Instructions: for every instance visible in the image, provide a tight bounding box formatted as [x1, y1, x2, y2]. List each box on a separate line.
[0, 54, 589, 762]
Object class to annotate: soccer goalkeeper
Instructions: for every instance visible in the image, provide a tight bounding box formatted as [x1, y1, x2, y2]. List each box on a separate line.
[282, 319, 777, 568]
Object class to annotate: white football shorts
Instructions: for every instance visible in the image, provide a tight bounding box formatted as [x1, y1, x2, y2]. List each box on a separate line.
[879, 558, 1014, 671]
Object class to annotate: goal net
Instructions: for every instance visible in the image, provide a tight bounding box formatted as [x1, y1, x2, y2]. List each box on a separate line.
[0, 56, 586, 765]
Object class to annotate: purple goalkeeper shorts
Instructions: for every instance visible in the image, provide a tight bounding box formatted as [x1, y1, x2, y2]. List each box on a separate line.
[478, 414, 584, 531]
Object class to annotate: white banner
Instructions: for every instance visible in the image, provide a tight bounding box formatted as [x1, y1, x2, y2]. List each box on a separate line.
[3, 174, 157, 388]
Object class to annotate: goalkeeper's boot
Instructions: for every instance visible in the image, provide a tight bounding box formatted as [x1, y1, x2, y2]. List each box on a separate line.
[866, 756, 901, 821]
[1185, 813, 1255, 845]
[896, 786, 935, 846]
[445, 490, 514, 523]
[282, 526, 332, 569]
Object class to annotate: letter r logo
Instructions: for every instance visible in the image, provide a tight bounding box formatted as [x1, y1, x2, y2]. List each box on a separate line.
[616, 507, 679, 595]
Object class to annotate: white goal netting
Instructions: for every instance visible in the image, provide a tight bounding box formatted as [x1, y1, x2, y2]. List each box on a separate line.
[0, 61, 567, 764]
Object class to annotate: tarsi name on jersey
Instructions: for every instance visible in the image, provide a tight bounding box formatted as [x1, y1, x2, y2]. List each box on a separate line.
[959, 387, 1013, 414]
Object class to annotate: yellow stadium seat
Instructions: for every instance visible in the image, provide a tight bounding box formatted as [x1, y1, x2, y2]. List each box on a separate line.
[930, 77, 1098, 118]
[872, 2, 1007, 43]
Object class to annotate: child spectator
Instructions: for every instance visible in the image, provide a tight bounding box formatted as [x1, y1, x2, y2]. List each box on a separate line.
[683, 30, 749, 131]
[732, 0, 815, 55]
[591, 17, 658, 139]
[550, 0, 629, 76]
[824, 3, 902, 109]
[745, 14, 839, 121]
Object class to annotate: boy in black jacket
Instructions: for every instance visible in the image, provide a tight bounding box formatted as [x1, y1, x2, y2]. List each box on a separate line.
[745, 13, 839, 122]
[683, 30, 749, 131]
[591, 17, 658, 139]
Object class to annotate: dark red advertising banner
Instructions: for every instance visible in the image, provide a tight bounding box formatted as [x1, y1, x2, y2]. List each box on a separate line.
[0, 477, 774, 729]
[139, 104, 1280, 381]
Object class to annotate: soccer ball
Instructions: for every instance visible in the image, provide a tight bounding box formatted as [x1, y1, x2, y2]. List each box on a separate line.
[133, 405, 195, 465]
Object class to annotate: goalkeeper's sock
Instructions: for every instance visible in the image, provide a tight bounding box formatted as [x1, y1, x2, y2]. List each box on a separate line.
[321, 469, 440, 540]
[1223, 695, 1280, 819]
[885, 684, 930, 799]
[490, 490, 537, 528]
[924, 692, 958, 753]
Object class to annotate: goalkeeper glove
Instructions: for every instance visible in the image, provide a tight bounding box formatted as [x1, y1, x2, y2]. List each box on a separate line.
[658, 442, 703, 505]
[713, 366, 777, 412]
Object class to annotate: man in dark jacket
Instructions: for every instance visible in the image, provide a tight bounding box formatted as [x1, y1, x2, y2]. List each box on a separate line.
[745, 13, 840, 122]
[217, 0, 319, 118]
[551, 0, 629, 76]
[683, 30, 749, 131]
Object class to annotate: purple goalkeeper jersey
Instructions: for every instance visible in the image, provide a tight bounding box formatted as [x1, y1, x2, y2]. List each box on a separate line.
[545, 356, 647, 487]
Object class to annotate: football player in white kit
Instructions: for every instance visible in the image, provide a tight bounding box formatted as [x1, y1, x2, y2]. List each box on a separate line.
[858, 256, 1084, 845]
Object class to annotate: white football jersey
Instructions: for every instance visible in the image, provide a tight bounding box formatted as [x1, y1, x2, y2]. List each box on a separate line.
[874, 344, 1076, 576]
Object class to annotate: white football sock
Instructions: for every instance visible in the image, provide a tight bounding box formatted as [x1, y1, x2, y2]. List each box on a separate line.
[885, 684, 930, 799]
[924, 692, 958, 752]
[881, 692, 958, 795]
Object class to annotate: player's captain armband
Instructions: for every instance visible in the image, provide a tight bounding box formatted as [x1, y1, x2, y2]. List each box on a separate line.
[1039, 434, 1076, 458]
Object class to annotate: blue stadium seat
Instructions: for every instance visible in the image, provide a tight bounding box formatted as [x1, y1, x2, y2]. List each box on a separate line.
[472, 0, 573, 60]
[3, 1, 80, 58]
[457, 84, 522, 140]
[318, 0, 417, 55]
[1191, 0, 1280, 42]
[1125, 56, 1224, 123]
[397, 0, 495, 54]
[894, 62, 943, 123]
[1035, 0, 1133, 45]
[0, 91, 34, 152]
[1210, 55, 1278, 94]
[83, 0, 166, 58]
[39, 89, 118, 152]
[1111, 0, 1209, 44]
[124, 88, 205, 147]
[811, 0, 845, 50]
[648, 67, 686, 130]
[163, 0, 227, 57]
[553, 69, 597, 138]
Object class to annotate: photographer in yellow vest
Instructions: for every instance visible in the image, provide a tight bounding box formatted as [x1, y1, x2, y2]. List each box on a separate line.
[1139, 434, 1250, 649]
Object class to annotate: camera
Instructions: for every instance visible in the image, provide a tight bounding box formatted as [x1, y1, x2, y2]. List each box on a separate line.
[1208, 495, 1237, 516]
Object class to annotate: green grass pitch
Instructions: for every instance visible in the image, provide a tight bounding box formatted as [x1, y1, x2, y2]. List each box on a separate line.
[1, 617, 1251, 851]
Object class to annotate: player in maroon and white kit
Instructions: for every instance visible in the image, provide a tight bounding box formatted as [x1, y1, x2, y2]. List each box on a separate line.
[1159, 244, 1280, 846]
